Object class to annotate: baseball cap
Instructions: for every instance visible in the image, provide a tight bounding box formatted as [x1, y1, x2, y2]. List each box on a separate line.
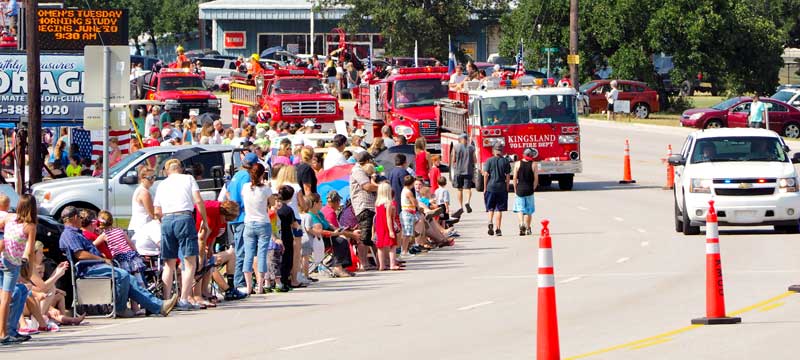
[150, 126, 160, 134]
[355, 151, 373, 163]
[304, 120, 315, 128]
[493, 143, 504, 152]
[242, 153, 259, 166]
[459, 133, 468, 140]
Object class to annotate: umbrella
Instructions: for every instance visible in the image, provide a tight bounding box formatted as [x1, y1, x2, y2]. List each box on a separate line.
[196, 112, 219, 126]
[374, 145, 416, 175]
[172, 147, 204, 161]
[317, 164, 354, 206]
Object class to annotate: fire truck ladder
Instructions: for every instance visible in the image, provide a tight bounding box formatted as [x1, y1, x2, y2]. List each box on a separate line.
[230, 82, 258, 107]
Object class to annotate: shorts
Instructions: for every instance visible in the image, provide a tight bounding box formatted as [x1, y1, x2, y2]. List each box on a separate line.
[484, 191, 508, 212]
[607, 103, 614, 112]
[0, 257, 20, 292]
[301, 236, 315, 256]
[454, 174, 474, 189]
[292, 228, 304, 238]
[267, 249, 283, 279]
[357, 209, 376, 246]
[400, 211, 417, 237]
[161, 213, 199, 260]
[513, 194, 536, 215]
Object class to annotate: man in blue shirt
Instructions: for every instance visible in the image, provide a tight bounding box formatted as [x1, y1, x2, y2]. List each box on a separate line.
[58, 206, 178, 317]
[387, 153, 410, 209]
[749, 95, 768, 129]
[224, 153, 258, 290]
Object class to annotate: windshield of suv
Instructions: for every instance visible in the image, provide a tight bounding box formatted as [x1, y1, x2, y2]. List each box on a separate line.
[771, 90, 795, 103]
[395, 79, 448, 108]
[691, 137, 788, 164]
[273, 78, 326, 94]
[711, 97, 742, 111]
[159, 76, 207, 91]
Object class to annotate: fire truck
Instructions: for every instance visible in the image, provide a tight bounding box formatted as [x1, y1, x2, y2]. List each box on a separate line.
[229, 68, 343, 128]
[353, 67, 450, 152]
[438, 78, 582, 190]
[134, 68, 222, 119]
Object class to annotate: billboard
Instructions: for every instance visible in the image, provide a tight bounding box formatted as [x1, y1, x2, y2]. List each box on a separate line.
[37, 9, 129, 50]
[0, 54, 85, 122]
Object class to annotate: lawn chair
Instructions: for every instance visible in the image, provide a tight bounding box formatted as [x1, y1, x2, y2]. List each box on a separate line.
[65, 250, 117, 318]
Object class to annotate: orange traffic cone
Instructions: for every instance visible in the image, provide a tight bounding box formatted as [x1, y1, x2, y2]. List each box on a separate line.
[662, 144, 675, 190]
[691, 200, 741, 325]
[619, 139, 636, 184]
[537, 220, 560, 360]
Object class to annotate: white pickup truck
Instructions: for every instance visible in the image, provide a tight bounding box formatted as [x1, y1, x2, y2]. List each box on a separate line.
[32, 145, 241, 224]
[669, 128, 800, 234]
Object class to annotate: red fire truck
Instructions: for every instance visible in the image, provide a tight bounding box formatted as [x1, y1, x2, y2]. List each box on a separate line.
[439, 78, 582, 190]
[229, 68, 343, 128]
[353, 67, 449, 152]
[135, 68, 222, 120]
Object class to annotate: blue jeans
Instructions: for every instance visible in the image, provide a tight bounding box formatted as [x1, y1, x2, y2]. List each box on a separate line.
[160, 213, 199, 260]
[85, 265, 163, 314]
[243, 222, 270, 274]
[231, 223, 246, 288]
[7, 284, 28, 336]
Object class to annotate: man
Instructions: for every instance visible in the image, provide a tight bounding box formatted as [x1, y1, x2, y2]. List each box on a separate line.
[388, 154, 409, 210]
[145, 106, 161, 130]
[348, 129, 367, 153]
[349, 151, 379, 269]
[379, 125, 396, 148]
[449, 65, 466, 89]
[223, 153, 258, 292]
[513, 148, 539, 236]
[452, 133, 476, 213]
[749, 95, 769, 129]
[324, 134, 349, 170]
[154, 159, 210, 311]
[59, 206, 179, 317]
[5, 0, 17, 36]
[211, 120, 225, 144]
[483, 143, 511, 237]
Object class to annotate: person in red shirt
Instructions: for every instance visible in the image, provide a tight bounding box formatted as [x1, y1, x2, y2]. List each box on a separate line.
[193, 200, 244, 304]
[428, 154, 442, 194]
[414, 138, 430, 183]
[143, 127, 161, 148]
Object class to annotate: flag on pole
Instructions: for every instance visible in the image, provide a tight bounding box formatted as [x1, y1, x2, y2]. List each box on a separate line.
[71, 128, 131, 165]
[414, 40, 419, 67]
[448, 35, 456, 75]
[514, 39, 526, 79]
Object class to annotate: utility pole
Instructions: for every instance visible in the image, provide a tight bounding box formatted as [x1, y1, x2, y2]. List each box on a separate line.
[569, 0, 579, 89]
[26, 0, 42, 187]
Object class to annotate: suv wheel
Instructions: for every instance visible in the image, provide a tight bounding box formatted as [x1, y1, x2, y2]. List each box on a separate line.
[633, 103, 650, 119]
[681, 197, 700, 235]
[783, 123, 800, 138]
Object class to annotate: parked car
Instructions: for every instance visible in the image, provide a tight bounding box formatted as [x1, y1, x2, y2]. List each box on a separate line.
[680, 97, 800, 138]
[196, 57, 239, 89]
[578, 79, 660, 118]
[668, 128, 800, 234]
[771, 87, 800, 108]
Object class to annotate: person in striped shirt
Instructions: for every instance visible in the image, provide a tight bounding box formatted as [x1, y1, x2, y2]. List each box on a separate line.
[92, 210, 147, 316]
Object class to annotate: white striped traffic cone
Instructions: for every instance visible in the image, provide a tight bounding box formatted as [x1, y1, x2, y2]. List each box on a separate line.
[537, 220, 560, 359]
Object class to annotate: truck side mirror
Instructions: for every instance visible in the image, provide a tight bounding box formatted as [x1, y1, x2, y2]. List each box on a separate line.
[792, 153, 800, 164]
[120, 171, 138, 185]
[667, 154, 686, 166]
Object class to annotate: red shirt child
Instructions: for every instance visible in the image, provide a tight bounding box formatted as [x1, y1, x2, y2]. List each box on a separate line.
[428, 154, 441, 193]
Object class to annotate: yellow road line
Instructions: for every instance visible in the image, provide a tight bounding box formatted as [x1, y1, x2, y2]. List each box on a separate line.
[565, 291, 796, 360]
[758, 302, 785, 312]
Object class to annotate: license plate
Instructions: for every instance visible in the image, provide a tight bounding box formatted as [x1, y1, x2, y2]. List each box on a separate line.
[733, 210, 757, 221]
[303, 118, 316, 122]
[190, 108, 200, 116]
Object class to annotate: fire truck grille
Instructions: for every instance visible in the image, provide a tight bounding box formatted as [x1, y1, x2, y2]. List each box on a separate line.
[283, 101, 336, 115]
[418, 120, 438, 137]
[178, 101, 209, 108]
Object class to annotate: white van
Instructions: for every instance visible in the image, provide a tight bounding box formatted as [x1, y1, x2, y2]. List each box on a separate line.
[669, 128, 800, 234]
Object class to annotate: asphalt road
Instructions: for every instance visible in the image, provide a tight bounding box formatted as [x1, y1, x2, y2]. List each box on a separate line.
[8, 111, 800, 359]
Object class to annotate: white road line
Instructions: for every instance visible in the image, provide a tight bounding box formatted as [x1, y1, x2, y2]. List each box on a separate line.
[636, 228, 647, 233]
[613, 217, 625, 222]
[577, 206, 589, 211]
[279, 338, 338, 351]
[559, 276, 582, 284]
[640, 241, 650, 247]
[616, 257, 630, 264]
[457, 301, 495, 311]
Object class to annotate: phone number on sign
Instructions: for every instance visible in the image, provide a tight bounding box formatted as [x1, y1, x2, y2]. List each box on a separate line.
[0, 105, 71, 116]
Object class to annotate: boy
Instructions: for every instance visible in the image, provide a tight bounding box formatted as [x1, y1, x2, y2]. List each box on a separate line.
[65, 155, 82, 177]
[429, 155, 442, 193]
[266, 196, 284, 292]
[434, 176, 452, 219]
[276, 185, 299, 292]
[399, 175, 418, 257]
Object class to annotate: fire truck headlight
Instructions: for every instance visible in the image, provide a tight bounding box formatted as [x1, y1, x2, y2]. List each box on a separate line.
[558, 135, 578, 144]
[394, 125, 414, 137]
[326, 103, 337, 113]
[282, 104, 293, 114]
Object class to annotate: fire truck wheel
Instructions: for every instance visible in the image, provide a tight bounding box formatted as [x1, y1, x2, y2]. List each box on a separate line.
[558, 175, 574, 191]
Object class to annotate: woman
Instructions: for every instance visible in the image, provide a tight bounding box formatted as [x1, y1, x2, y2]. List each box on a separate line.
[273, 138, 293, 166]
[182, 119, 197, 144]
[129, 167, 156, 236]
[51, 139, 68, 170]
[346, 62, 359, 91]
[272, 165, 303, 287]
[311, 153, 324, 174]
[605, 80, 619, 121]
[241, 163, 273, 294]
[367, 137, 386, 157]
[316, 191, 357, 277]
[199, 123, 214, 144]
[108, 137, 123, 167]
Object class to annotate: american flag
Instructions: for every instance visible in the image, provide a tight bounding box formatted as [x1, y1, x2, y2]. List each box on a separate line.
[71, 128, 131, 165]
[514, 39, 525, 79]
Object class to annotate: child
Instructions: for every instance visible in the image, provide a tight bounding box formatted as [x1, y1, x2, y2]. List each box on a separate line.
[65, 155, 82, 177]
[434, 176, 451, 217]
[266, 202, 283, 293]
[399, 175, 418, 257]
[0, 195, 37, 341]
[80, 158, 93, 176]
[92, 210, 147, 314]
[299, 194, 324, 283]
[429, 155, 442, 193]
[374, 183, 401, 271]
[0, 193, 10, 217]
[276, 185, 300, 292]
[92, 156, 103, 177]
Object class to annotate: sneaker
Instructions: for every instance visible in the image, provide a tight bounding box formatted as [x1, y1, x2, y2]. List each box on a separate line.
[1, 336, 20, 345]
[160, 294, 179, 316]
[236, 286, 249, 294]
[465, 204, 472, 213]
[10, 334, 31, 342]
[519, 225, 526, 236]
[495, 229, 502, 237]
[451, 208, 464, 218]
[175, 300, 196, 311]
[526, 226, 532, 235]
[17, 327, 38, 336]
[273, 284, 292, 293]
[115, 308, 136, 318]
[488, 223, 494, 236]
[224, 288, 248, 301]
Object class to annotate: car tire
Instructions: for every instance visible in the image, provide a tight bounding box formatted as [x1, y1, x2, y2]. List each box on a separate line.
[681, 197, 701, 235]
[633, 103, 650, 119]
[775, 225, 800, 234]
[674, 196, 683, 233]
[558, 175, 574, 191]
[704, 119, 724, 129]
[783, 123, 800, 138]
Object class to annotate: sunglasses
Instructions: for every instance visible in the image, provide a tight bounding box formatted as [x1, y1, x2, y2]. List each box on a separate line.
[145, 175, 156, 181]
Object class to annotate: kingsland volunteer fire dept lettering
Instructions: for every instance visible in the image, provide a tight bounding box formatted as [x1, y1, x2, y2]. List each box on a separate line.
[507, 134, 556, 149]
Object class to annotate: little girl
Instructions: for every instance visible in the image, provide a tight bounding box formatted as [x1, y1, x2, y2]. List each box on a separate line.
[375, 183, 401, 271]
[93, 210, 147, 314]
[0, 194, 37, 341]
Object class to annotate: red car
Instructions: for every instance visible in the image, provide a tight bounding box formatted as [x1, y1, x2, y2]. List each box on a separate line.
[680, 96, 800, 138]
[578, 79, 660, 118]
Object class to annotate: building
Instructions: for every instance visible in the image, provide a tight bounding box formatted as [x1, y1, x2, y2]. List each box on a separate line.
[198, 0, 499, 62]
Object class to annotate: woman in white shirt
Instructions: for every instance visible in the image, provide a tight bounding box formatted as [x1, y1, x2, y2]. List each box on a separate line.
[241, 163, 273, 294]
[606, 80, 619, 121]
[129, 167, 160, 255]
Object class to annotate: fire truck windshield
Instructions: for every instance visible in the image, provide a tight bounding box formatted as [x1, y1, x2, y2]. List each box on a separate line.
[395, 79, 448, 108]
[273, 78, 326, 94]
[481, 94, 577, 126]
[159, 77, 207, 91]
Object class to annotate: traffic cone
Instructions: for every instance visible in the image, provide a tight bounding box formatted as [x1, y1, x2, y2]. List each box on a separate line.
[537, 220, 560, 360]
[619, 139, 636, 184]
[691, 200, 742, 325]
[662, 145, 675, 190]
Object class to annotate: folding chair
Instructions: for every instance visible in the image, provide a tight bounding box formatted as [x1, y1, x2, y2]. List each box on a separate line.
[66, 251, 117, 318]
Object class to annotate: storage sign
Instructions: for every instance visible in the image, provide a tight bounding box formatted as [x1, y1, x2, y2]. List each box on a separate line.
[0, 54, 85, 121]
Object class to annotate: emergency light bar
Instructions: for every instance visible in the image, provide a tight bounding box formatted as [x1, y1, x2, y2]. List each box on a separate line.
[397, 66, 449, 75]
